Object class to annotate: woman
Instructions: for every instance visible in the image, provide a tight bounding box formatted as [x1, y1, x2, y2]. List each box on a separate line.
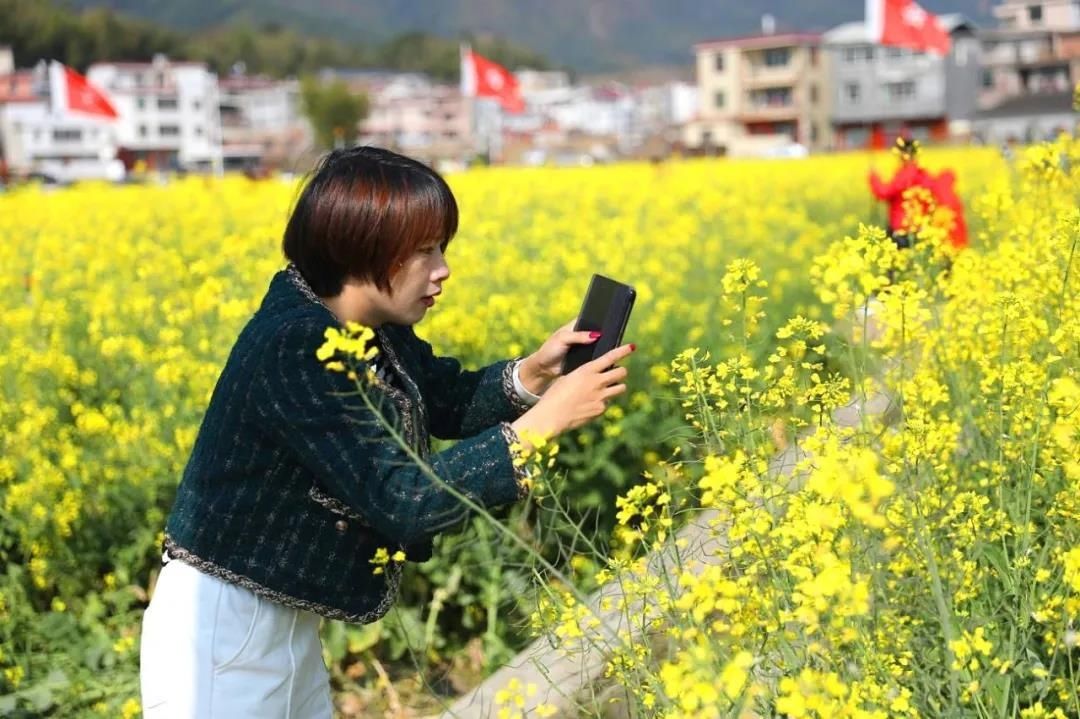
[139, 146, 633, 717]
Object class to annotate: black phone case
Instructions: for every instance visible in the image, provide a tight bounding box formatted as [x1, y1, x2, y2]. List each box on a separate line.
[562, 274, 636, 375]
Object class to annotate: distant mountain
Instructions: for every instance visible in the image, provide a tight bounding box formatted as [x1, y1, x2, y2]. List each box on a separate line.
[64, 0, 998, 72]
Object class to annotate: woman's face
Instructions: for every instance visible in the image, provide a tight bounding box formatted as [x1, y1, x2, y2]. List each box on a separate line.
[380, 241, 450, 326]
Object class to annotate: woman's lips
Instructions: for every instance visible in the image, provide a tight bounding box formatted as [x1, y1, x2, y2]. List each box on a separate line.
[421, 296, 435, 307]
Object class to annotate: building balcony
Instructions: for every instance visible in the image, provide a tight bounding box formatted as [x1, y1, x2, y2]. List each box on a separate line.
[737, 104, 801, 122]
[740, 64, 804, 88]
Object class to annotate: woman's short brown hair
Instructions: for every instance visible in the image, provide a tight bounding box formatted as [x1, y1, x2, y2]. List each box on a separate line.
[283, 146, 459, 297]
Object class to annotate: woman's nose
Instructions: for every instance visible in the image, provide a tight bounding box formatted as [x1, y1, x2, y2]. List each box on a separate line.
[433, 258, 450, 282]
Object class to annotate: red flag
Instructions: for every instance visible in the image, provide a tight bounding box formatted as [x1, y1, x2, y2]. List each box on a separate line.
[460, 48, 524, 113]
[48, 61, 119, 119]
[866, 0, 951, 56]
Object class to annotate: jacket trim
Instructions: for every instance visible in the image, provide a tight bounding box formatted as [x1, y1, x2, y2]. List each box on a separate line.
[163, 535, 401, 624]
[308, 484, 366, 521]
[498, 422, 532, 499]
[502, 358, 534, 415]
[285, 264, 426, 459]
[374, 326, 430, 459]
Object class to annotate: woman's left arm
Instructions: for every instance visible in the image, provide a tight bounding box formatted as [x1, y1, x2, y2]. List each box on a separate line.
[403, 321, 598, 439]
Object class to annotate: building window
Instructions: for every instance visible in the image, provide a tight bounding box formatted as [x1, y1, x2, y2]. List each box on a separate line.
[714, 52, 724, 72]
[193, 100, 201, 111]
[885, 80, 916, 102]
[842, 46, 873, 63]
[774, 121, 796, 137]
[714, 90, 726, 108]
[158, 97, 178, 111]
[886, 47, 909, 59]
[750, 86, 792, 107]
[160, 125, 180, 137]
[809, 46, 819, 66]
[138, 124, 148, 138]
[810, 123, 819, 142]
[1028, 4, 1043, 22]
[136, 97, 146, 110]
[809, 84, 819, 103]
[844, 82, 861, 104]
[845, 127, 870, 148]
[981, 70, 995, 88]
[764, 48, 791, 67]
[909, 125, 931, 141]
[52, 128, 82, 142]
[194, 126, 204, 136]
[955, 39, 971, 66]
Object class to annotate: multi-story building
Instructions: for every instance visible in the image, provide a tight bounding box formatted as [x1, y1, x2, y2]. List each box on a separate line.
[979, 29, 1075, 108]
[994, 0, 1080, 30]
[502, 80, 645, 161]
[823, 15, 980, 150]
[359, 78, 472, 162]
[87, 54, 223, 172]
[685, 30, 830, 156]
[630, 81, 699, 156]
[975, 0, 1079, 143]
[218, 73, 310, 172]
[319, 70, 475, 162]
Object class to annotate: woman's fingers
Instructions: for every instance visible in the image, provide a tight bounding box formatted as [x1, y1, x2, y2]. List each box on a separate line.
[565, 330, 602, 346]
[587, 343, 635, 371]
[600, 383, 627, 399]
[600, 367, 626, 384]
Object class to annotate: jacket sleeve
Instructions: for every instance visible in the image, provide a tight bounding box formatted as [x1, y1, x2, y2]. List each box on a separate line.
[399, 326, 532, 440]
[251, 317, 528, 547]
[868, 169, 896, 200]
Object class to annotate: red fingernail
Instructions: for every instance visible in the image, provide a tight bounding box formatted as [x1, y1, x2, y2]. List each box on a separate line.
[629, 343, 636, 351]
[589, 331, 602, 339]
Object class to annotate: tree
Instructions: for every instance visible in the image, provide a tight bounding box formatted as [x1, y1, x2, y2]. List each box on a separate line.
[300, 76, 369, 150]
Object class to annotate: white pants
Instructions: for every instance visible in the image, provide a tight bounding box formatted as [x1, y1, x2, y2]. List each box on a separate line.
[140, 558, 334, 718]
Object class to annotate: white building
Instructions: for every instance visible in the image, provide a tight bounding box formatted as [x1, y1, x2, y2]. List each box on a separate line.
[516, 70, 573, 93]
[0, 62, 122, 182]
[87, 54, 222, 172]
[218, 73, 309, 171]
[630, 81, 699, 150]
[219, 75, 302, 131]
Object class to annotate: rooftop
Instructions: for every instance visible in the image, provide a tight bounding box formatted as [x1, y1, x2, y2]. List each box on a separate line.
[694, 32, 822, 51]
[977, 90, 1078, 118]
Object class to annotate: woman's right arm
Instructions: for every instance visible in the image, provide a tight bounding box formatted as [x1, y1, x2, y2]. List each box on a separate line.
[252, 317, 632, 546]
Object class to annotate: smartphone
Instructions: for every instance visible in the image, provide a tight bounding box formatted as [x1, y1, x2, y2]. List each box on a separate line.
[562, 274, 636, 375]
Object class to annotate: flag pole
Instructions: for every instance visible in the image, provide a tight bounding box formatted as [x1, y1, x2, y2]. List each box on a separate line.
[460, 43, 481, 165]
[47, 61, 63, 117]
[865, 0, 881, 230]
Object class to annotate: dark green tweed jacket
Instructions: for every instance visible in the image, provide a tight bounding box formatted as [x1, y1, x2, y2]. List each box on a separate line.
[164, 265, 531, 623]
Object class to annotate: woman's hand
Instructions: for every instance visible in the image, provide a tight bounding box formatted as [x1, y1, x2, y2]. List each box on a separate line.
[511, 343, 634, 444]
[517, 320, 602, 396]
